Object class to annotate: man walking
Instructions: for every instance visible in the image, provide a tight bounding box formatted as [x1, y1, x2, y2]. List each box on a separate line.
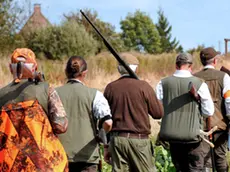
[104, 53, 163, 172]
[56, 56, 113, 172]
[156, 53, 214, 172]
[194, 47, 230, 172]
[0, 48, 68, 171]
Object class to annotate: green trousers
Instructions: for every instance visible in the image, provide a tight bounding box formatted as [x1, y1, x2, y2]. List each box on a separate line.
[109, 136, 156, 172]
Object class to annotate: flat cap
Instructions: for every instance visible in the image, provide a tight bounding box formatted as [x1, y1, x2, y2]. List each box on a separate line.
[176, 53, 193, 64]
[119, 53, 139, 65]
[200, 47, 220, 61]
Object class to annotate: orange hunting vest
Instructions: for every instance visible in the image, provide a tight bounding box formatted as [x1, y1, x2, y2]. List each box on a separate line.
[0, 100, 68, 172]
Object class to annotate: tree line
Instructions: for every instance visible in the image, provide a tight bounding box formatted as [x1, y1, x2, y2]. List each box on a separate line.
[1, 0, 187, 59]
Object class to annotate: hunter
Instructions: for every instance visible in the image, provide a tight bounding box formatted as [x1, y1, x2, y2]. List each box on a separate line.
[156, 52, 214, 172]
[194, 47, 230, 172]
[0, 48, 68, 171]
[56, 56, 113, 172]
[104, 53, 163, 172]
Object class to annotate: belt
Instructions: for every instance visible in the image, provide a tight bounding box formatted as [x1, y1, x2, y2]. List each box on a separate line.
[113, 132, 149, 139]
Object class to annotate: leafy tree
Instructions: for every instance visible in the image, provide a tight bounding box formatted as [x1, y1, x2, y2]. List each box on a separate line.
[120, 10, 161, 54]
[0, 0, 25, 52]
[156, 8, 182, 53]
[27, 20, 98, 60]
[64, 9, 127, 53]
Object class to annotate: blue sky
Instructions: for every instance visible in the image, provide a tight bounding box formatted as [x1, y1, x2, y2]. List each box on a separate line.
[24, 0, 230, 52]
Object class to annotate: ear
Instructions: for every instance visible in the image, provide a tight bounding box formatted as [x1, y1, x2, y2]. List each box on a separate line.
[213, 58, 217, 65]
[176, 64, 179, 70]
[81, 70, 88, 78]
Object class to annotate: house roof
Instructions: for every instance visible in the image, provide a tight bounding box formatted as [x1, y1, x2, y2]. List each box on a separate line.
[20, 4, 51, 34]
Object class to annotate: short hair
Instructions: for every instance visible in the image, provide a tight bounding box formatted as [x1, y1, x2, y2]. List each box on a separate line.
[65, 56, 87, 79]
[201, 57, 215, 66]
[176, 61, 192, 69]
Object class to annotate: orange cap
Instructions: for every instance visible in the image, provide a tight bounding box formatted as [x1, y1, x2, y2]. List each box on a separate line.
[11, 48, 37, 66]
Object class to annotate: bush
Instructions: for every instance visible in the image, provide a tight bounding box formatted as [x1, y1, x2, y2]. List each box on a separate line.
[27, 20, 98, 60]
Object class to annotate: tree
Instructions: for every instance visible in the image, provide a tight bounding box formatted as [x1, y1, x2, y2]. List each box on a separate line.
[27, 20, 98, 60]
[156, 8, 182, 53]
[0, 0, 25, 52]
[120, 10, 161, 54]
[64, 9, 127, 53]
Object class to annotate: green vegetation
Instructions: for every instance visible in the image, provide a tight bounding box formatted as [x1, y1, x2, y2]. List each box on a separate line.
[156, 8, 182, 53]
[27, 20, 98, 60]
[120, 10, 161, 54]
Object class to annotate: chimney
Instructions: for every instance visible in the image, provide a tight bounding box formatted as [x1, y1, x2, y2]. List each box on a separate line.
[34, 4, 41, 14]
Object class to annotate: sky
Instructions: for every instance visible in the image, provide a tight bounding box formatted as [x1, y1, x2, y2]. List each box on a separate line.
[22, 0, 230, 52]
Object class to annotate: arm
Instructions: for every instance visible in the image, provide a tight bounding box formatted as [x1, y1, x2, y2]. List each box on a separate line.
[197, 82, 214, 117]
[48, 87, 68, 134]
[146, 82, 164, 119]
[93, 90, 112, 133]
[155, 80, 163, 102]
[223, 74, 230, 119]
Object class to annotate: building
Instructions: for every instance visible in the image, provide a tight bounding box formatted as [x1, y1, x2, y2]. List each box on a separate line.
[20, 4, 51, 35]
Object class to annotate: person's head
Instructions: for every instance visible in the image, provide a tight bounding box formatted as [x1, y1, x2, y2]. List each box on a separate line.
[200, 47, 220, 67]
[10, 48, 38, 82]
[175, 53, 193, 71]
[117, 53, 139, 75]
[65, 56, 87, 81]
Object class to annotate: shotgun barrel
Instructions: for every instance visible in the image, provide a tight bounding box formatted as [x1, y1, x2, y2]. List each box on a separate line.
[80, 10, 139, 80]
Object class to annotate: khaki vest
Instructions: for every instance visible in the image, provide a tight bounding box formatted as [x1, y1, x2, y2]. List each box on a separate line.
[194, 68, 228, 131]
[56, 81, 99, 163]
[0, 80, 68, 172]
[159, 76, 203, 143]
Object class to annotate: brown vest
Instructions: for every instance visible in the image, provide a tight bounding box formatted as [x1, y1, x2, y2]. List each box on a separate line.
[194, 68, 228, 131]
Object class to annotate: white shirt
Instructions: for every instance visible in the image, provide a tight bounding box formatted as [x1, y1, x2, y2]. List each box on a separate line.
[71, 79, 111, 119]
[204, 65, 230, 117]
[156, 70, 214, 117]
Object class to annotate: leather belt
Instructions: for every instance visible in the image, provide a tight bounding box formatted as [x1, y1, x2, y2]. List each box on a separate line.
[114, 132, 149, 139]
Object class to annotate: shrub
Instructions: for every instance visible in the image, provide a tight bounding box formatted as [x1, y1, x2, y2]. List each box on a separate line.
[27, 20, 98, 60]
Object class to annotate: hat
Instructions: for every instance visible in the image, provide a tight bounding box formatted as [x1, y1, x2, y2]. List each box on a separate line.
[11, 48, 37, 66]
[119, 53, 139, 65]
[176, 53, 193, 64]
[200, 47, 220, 61]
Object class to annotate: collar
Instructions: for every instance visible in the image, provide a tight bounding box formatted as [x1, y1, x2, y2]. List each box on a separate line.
[204, 65, 215, 69]
[67, 79, 84, 85]
[173, 70, 192, 78]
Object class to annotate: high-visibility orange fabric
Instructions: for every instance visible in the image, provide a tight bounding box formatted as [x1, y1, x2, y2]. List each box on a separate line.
[0, 100, 68, 172]
[11, 48, 37, 66]
[224, 90, 230, 99]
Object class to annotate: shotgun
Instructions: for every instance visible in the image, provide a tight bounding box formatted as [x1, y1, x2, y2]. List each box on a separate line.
[80, 10, 139, 80]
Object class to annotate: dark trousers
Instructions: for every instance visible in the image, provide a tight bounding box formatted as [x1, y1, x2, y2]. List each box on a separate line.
[69, 162, 98, 172]
[204, 131, 228, 172]
[170, 141, 205, 172]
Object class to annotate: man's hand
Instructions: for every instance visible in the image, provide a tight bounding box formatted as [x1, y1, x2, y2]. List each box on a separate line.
[104, 145, 112, 165]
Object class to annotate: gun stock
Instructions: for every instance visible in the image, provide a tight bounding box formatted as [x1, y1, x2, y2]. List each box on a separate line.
[80, 10, 139, 80]
[220, 66, 230, 76]
[188, 82, 200, 101]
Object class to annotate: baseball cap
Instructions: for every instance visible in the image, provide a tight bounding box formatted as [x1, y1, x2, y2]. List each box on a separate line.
[11, 48, 37, 66]
[200, 47, 220, 61]
[176, 53, 193, 64]
[119, 53, 139, 65]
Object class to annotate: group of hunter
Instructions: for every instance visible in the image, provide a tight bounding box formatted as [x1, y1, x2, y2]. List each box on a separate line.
[0, 46, 229, 172]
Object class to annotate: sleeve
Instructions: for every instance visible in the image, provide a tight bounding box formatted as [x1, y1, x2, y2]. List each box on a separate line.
[48, 87, 68, 134]
[145, 82, 164, 119]
[197, 82, 214, 117]
[93, 90, 112, 128]
[223, 73, 230, 118]
[155, 80, 163, 102]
